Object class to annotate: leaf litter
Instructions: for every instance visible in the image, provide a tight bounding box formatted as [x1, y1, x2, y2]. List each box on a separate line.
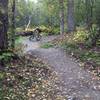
[0, 54, 66, 100]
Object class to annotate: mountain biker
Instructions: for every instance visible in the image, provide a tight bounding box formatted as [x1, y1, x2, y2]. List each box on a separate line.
[29, 27, 42, 41]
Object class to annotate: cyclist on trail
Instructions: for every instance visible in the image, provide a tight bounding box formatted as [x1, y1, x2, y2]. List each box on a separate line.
[29, 27, 42, 41]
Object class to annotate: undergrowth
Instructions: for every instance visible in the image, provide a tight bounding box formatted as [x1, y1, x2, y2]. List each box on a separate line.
[50, 29, 100, 77]
[40, 26, 60, 36]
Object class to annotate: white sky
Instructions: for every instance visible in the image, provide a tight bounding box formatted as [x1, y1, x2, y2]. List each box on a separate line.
[29, 0, 38, 3]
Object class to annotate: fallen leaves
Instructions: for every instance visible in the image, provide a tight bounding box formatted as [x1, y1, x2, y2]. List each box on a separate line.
[0, 54, 66, 100]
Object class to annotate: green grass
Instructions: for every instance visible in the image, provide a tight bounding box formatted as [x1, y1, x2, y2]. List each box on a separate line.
[15, 36, 23, 44]
[40, 42, 54, 49]
[15, 36, 26, 45]
[0, 52, 13, 61]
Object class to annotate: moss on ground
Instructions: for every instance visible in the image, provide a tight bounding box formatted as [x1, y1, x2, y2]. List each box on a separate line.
[40, 42, 54, 49]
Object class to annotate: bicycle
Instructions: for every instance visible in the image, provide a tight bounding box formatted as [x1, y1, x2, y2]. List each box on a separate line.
[29, 28, 42, 41]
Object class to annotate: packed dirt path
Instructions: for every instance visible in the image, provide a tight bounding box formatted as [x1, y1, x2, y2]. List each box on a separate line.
[22, 36, 100, 100]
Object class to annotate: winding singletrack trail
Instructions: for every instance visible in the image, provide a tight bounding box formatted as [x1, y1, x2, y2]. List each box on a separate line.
[23, 36, 100, 100]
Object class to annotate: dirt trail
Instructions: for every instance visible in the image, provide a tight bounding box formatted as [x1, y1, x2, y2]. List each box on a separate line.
[23, 36, 100, 100]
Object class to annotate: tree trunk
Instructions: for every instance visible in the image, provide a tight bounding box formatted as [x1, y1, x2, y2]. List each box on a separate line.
[67, 0, 75, 32]
[85, 0, 94, 30]
[0, 0, 9, 50]
[11, 0, 16, 48]
[59, 0, 64, 34]
[91, 32, 100, 46]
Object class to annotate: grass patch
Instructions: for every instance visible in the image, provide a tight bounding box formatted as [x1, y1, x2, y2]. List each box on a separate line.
[40, 42, 54, 49]
[15, 36, 26, 45]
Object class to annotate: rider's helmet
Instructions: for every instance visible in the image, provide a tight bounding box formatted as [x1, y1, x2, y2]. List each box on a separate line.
[35, 27, 42, 33]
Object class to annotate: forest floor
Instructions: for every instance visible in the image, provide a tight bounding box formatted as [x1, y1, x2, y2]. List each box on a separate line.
[22, 35, 100, 100]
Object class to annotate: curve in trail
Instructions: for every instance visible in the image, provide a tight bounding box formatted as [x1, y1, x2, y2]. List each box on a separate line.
[23, 36, 100, 100]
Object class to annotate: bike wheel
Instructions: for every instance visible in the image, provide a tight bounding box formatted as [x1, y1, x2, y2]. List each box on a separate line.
[29, 35, 35, 41]
[34, 30, 41, 41]
[35, 34, 41, 41]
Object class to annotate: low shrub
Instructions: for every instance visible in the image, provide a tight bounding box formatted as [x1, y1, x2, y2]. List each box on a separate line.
[73, 30, 88, 43]
[0, 52, 14, 65]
